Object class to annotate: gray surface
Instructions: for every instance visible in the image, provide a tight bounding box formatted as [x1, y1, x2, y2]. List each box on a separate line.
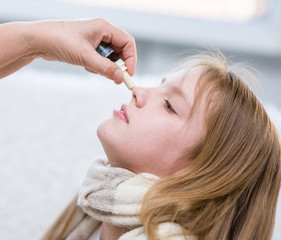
[0, 62, 280, 240]
[0, 1, 281, 238]
[1, 0, 281, 56]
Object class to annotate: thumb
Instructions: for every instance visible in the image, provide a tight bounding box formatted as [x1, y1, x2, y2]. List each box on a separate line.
[85, 51, 123, 82]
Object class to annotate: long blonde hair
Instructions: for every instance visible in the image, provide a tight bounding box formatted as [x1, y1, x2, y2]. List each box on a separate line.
[43, 51, 281, 240]
[140, 51, 281, 240]
[42, 196, 81, 240]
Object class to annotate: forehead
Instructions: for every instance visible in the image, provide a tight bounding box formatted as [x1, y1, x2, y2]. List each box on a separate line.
[164, 67, 208, 142]
[163, 67, 203, 105]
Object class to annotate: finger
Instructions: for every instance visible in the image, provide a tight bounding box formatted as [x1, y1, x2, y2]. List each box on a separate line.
[112, 42, 137, 76]
[85, 66, 122, 85]
[84, 67, 97, 74]
[95, 39, 136, 76]
[98, 21, 137, 75]
[111, 39, 137, 76]
[123, 55, 137, 76]
[84, 50, 123, 81]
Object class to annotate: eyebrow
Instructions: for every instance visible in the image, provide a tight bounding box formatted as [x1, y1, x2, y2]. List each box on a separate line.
[161, 77, 191, 107]
[170, 85, 191, 107]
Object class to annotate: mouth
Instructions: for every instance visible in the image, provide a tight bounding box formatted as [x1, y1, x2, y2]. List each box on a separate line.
[113, 104, 129, 123]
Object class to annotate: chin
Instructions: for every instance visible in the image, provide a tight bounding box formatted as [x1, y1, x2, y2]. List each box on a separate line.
[96, 119, 136, 171]
[96, 121, 105, 140]
[96, 117, 112, 141]
[97, 120, 117, 160]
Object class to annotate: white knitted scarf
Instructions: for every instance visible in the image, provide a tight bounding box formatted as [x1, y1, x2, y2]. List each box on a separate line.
[73, 156, 196, 240]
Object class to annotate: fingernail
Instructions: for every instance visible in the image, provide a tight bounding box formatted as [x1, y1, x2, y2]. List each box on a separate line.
[115, 80, 122, 85]
[112, 69, 123, 81]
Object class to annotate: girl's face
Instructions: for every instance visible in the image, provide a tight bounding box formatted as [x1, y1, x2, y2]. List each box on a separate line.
[97, 68, 206, 177]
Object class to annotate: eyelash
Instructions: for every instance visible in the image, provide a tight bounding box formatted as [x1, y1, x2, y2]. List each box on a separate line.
[164, 99, 176, 114]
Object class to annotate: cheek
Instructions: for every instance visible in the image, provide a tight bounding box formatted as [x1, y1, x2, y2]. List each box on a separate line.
[96, 118, 124, 150]
[96, 113, 203, 176]
[130, 119, 176, 145]
[125, 121, 186, 163]
[125, 130, 189, 176]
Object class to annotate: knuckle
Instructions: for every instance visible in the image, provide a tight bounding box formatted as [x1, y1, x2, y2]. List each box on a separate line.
[126, 35, 136, 51]
[95, 18, 108, 27]
[129, 35, 135, 43]
[80, 47, 92, 66]
[102, 60, 114, 76]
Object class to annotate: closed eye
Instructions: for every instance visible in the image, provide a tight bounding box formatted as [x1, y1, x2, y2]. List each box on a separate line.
[164, 99, 176, 114]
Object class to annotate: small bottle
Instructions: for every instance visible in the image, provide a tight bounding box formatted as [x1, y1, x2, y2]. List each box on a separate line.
[96, 42, 135, 90]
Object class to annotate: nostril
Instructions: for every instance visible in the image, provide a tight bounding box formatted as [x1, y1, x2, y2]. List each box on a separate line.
[132, 86, 146, 108]
[133, 92, 137, 103]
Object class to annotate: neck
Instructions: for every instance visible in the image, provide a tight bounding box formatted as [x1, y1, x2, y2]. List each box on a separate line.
[100, 222, 129, 240]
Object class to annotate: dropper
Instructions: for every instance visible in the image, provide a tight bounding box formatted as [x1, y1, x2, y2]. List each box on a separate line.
[96, 42, 135, 90]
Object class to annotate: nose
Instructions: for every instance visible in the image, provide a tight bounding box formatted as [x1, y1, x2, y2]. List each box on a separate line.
[132, 86, 149, 108]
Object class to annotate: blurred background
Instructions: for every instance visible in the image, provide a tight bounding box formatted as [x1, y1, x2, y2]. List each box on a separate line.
[0, 0, 280, 239]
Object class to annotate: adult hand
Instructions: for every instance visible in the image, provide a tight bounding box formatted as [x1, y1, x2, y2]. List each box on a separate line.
[0, 18, 137, 83]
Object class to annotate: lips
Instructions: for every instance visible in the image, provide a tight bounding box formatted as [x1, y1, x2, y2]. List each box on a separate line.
[113, 104, 129, 123]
